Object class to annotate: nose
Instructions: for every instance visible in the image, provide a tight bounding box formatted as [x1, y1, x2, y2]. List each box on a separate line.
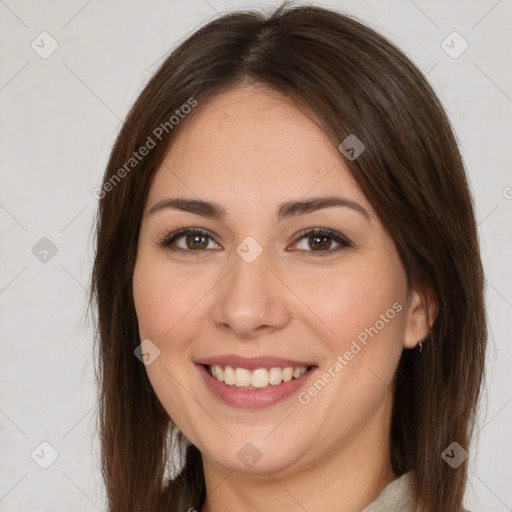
[211, 246, 292, 339]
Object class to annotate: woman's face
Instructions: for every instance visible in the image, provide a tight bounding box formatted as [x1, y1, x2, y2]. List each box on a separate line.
[133, 85, 428, 476]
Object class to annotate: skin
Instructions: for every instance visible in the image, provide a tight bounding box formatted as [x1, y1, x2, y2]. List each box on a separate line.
[132, 85, 435, 512]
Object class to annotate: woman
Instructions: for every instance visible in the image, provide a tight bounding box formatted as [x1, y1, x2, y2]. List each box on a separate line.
[90, 3, 486, 511]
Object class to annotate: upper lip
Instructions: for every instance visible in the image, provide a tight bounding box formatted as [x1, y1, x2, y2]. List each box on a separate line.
[195, 355, 317, 370]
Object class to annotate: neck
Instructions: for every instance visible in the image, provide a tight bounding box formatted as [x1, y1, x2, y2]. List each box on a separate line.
[200, 395, 396, 512]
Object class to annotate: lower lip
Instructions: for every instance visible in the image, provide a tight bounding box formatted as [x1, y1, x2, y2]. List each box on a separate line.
[196, 364, 316, 409]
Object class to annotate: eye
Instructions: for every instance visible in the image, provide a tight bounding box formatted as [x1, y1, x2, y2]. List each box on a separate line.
[290, 228, 351, 256]
[158, 228, 220, 256]
[157, 227, 351, 257]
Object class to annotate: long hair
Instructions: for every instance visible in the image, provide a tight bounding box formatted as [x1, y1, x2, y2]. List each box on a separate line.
[89, 3, 487, 511]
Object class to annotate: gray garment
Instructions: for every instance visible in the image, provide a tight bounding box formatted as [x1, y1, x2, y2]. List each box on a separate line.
[362, 472, 417, 512]
[362, 472, 470, 512]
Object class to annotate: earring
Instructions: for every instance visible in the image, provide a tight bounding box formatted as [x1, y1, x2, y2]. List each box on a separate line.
[418, 341, 423, 352]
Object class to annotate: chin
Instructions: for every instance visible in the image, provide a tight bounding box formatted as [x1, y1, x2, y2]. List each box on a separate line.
[199, 434, 309, 475]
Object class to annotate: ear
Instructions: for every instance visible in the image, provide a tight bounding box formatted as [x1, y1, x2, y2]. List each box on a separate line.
[403, 288, 439, 349]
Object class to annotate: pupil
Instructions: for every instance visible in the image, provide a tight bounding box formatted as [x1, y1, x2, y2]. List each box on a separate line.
[187, 234, 207, 249]
[311, 235, 330, 251]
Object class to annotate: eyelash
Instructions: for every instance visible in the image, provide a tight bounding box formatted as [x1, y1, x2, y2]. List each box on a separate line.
[157, 227, 352, 257]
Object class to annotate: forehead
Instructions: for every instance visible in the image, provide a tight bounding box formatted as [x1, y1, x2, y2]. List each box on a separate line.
[146, 85, 371, 217]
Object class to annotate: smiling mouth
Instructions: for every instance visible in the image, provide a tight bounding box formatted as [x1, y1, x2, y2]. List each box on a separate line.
[205, 364, 314, 389]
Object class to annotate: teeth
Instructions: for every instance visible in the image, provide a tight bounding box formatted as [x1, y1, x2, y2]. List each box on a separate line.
[282, 367, 293, 382]
[251, 368, 269, 388]
[208, 365, 309, 388]
[213, 365, 224, 382]
[268, 367, 282, 385]
[293, 367, 305, 378]
[235, 368, 251, 387]
[224, 366, 235, 385]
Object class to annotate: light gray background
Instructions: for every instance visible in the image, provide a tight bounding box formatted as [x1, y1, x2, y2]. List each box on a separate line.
[1, 0, 511, 510]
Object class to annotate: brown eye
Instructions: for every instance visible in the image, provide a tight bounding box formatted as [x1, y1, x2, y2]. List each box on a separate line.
[158, 227, 351, 257]
[184, 233, 209, 250]
[308, 234, 332, 251]
[159, 228, 220, 254]
[291, 228, 351, 255]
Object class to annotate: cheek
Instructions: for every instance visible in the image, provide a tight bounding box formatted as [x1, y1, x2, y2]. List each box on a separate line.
[292, 259, 408, 433]
[133, 249, 184, 339]
[132, 258, 170, 340]
[133, 254, 205, 344]
[132, 252, 206, 432]
[293, 253, 408, 360]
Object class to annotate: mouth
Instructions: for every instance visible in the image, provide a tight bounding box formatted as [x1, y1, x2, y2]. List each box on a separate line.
[194, 356, 317, 409]
[205, 364, 312, 389]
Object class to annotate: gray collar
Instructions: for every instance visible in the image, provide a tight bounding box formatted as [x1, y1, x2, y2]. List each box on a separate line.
[361, 472, 417, 512]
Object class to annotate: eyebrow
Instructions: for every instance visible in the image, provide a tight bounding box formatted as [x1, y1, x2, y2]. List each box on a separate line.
[148, 195, 370, 222]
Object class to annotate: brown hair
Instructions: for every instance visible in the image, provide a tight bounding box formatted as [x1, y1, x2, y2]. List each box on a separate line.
[90, 3, 487, 511]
